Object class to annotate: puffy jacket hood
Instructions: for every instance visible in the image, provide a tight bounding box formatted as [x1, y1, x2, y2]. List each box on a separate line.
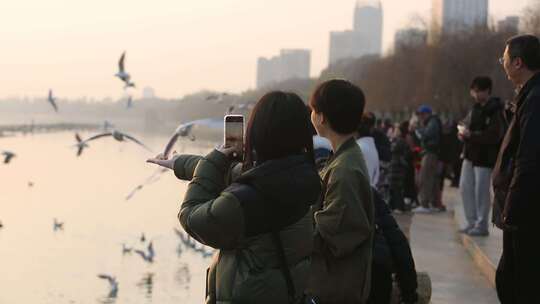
[230, 154, 321, 236]
[237, 154, 321, 207]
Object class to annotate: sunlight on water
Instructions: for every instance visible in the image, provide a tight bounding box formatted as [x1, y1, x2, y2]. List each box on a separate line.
[0, 132, 218, 304]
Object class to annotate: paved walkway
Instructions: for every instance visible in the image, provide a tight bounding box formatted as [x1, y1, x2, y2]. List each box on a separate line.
[450, 186, 502, 274]
[407, 186, 499, 304]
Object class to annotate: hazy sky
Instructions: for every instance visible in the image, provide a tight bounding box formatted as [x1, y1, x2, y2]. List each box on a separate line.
[0, 0, 531, 99]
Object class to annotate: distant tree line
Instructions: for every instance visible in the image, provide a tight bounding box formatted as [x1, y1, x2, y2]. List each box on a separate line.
[250, 1, 540, 121]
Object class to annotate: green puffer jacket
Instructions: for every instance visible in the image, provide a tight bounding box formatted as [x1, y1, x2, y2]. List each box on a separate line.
[173, 150, 321, 304]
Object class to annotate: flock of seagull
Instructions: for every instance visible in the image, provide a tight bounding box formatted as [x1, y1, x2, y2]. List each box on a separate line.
[96, 228, 215, 298]
[0, 50, 255, 301]
[44, 52, 134, 116]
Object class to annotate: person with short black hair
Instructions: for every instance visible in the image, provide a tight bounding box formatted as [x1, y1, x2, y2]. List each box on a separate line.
[470, 76, 493, 93]
[458, 76, 505, 237]
[363, 112, 393, 163]
[307, 79, 374, 304]
[494, 34, 540, 303]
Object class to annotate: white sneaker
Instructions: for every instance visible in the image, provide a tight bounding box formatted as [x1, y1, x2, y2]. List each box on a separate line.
[412, 206, 432, 214]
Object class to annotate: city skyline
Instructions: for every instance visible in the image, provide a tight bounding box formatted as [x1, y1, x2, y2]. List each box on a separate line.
[0, 0, 530, 99]
[431, 0, 489, 40]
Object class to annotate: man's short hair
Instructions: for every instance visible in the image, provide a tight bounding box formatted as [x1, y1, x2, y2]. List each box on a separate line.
[364, 112, 377, 129]
[470, 76, 493, 93]
[506, 34, 540, 70]
[357, 113, 374, 138]
[309, 79, 365, 135]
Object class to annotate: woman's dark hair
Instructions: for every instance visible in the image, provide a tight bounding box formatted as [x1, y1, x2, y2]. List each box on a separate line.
[506, 34, 540, 70]
[243, 91, 314, 170]
[309, 79, 365, 135]
[470, 76, 493, 93]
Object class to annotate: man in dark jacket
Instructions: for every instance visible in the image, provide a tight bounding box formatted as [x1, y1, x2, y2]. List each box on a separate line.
[458, 76, 505, 236]
[493, 34, 540, 303]
[413, 105, 445, 213]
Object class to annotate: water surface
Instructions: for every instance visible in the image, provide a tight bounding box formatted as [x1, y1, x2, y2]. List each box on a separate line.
[0, 132, 217, 304]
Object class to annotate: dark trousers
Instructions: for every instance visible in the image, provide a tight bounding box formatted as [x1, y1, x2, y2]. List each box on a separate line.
[368, 260, 393, 304]
[389, 187, 405, 211]
[496, 228, 540, 303]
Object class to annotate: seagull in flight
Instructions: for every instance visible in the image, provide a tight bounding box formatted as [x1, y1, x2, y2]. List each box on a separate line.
[122, 243, 133, 255]
[47, 89, 58, 112]
[74, 133, 89, 157]
[125, 185, 143, 201]
[98, 274, 119, 298]
[74, 130, 151, 156]
[53, 218, 64, 231]
[125, 167, 168, 201]
[115, 51, 135, 88]
[159, 119, 217, 159]
[1, 151, 16, 164]
[135, 241, 155, 263]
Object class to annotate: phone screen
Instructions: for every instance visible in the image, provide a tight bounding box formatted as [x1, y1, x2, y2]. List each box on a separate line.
[224, 115, 244, 161]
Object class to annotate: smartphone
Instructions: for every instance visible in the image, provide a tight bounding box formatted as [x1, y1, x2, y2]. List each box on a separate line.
[224, 115, 244, 161]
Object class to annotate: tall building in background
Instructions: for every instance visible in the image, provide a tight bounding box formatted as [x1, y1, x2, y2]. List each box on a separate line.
[431, 0, 488, 41]
[329, 0, 383, 66]
[256, 56, 281, 89]
[353, 0, 383, 55]
[256, 49, 311, 89]
[498, 16, 520, 33]
[394, 28, 428, 50]
[279, 49, 311, 81]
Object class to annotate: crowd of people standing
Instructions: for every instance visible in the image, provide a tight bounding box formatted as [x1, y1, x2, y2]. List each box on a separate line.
[146, 34, 540, 304]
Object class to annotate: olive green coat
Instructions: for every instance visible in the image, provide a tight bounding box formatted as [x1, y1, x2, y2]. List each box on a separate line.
[306, 138, 375, 304]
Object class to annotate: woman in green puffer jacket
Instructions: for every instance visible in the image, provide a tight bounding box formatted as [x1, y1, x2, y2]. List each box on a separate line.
[148, 91, 321, 304]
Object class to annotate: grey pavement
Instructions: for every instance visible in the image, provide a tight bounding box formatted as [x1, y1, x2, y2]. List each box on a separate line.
[449, 186, 502, 269]
[407, 186, 499, 304]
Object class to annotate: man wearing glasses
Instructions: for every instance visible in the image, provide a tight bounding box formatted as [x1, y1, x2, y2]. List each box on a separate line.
[493, 34, 540, 303]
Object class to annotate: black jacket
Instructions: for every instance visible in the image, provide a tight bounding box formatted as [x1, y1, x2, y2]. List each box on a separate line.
[462, 97, 505, 168]
[372, 129, 392, 163]
[492, 72, 540, 228]
[416, 114, 442, 155]
[372, 189, 418, 303]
